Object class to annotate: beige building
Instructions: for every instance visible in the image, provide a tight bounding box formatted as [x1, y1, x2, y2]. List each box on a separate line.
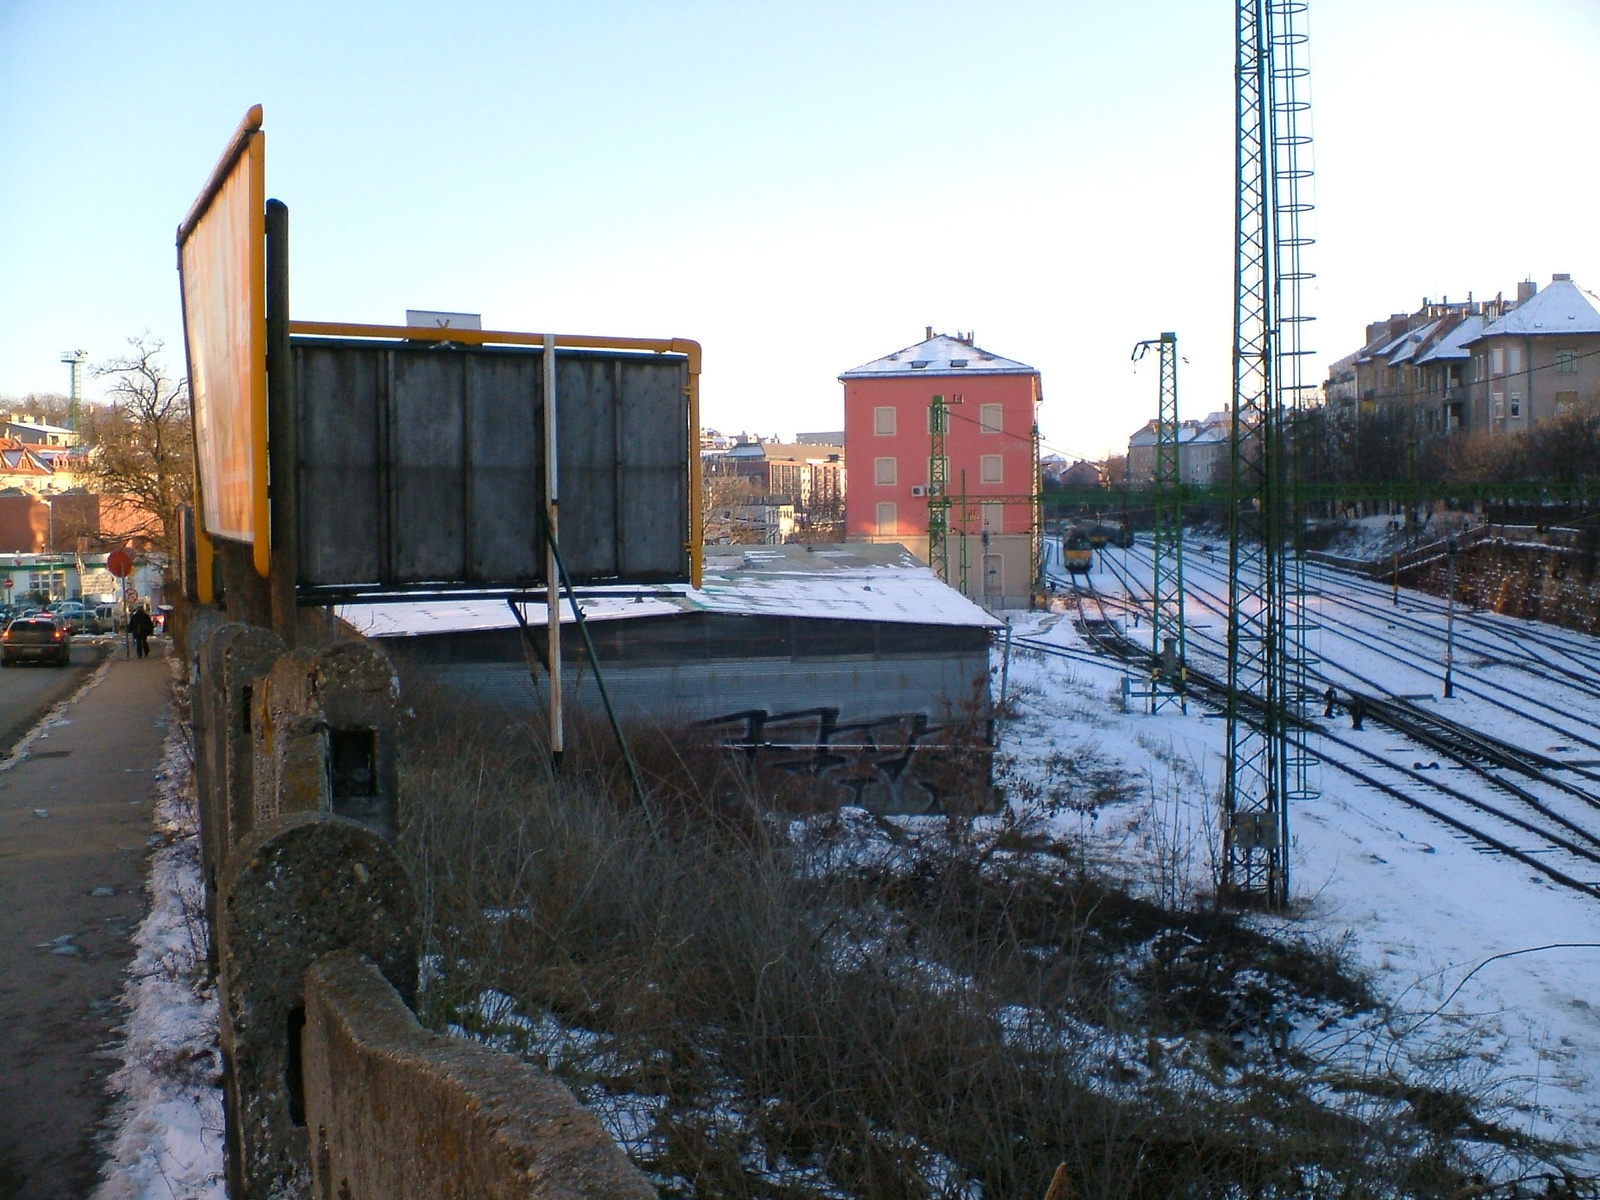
[1326, 275, 1600, 436]
[1125, 411, 1231, 487]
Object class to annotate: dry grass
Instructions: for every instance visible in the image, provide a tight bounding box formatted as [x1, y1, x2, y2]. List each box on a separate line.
[395, 685, 1592, 1199]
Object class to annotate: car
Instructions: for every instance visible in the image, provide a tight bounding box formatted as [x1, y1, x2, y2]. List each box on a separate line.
[1, 614, 71, 666]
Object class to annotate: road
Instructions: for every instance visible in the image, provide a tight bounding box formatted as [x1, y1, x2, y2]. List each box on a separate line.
[0, 641, 171, 1200]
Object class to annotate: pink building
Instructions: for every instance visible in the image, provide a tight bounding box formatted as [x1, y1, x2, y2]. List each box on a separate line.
[841, 331, 1040, 607]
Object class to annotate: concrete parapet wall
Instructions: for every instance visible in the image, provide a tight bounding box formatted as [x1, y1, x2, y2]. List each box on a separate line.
[304, 949, 656, 1200]
[253, 642, 401, 837]
[218, 812, 419, 1199]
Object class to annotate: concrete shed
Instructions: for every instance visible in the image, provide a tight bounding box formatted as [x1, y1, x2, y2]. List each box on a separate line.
[341, 544, 1001, 812]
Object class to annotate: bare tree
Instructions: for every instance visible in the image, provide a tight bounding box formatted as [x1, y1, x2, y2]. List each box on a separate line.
[84, 336, 194, 559]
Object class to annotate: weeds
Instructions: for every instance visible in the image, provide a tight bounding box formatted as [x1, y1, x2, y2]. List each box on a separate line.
[395, 687, 1590, 1199]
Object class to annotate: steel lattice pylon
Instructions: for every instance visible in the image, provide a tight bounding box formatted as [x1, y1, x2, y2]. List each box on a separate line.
[1137, 333, 1186, 714]
[927, 394, 950, 582]
[1224, 0, 1317, 907]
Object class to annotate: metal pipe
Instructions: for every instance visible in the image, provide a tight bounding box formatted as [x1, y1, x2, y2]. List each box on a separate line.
[544, 333, 563, 765]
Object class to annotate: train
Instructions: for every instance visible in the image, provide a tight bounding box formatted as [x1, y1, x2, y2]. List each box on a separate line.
[1060, 527, 1094, 574]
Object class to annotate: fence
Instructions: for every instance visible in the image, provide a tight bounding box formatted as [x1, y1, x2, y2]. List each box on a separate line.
[186, 612, 653, 1198]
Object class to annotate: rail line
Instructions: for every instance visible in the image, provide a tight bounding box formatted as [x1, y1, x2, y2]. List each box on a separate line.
[1023, 573, 1600, 901]
[1116, 540, 1600, 756]
[1295, 546, 1600, 679]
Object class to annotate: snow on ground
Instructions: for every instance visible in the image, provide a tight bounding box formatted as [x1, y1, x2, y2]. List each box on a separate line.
[94, 673, 225, 1200]
[1007, 537, 1600, 1166]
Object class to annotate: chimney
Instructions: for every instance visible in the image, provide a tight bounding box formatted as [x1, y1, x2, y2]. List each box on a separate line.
[1517, 279, 1538, 304]
[925, 326, 934, 340]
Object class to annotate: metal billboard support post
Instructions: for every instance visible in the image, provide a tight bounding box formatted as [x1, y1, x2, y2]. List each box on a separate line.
[265, 199, 298, 646]
[543, 334, 564, 767]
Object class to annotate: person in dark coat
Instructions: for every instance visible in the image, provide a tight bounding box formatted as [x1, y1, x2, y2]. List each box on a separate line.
[128, 606, 155, 659]
[1323, 686, 1338, 718]
[1348, 694, 1366, 731]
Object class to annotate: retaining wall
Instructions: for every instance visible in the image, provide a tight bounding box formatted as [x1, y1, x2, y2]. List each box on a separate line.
[184, 611, 655, 1199]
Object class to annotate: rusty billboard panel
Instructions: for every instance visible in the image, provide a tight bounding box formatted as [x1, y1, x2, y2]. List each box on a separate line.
[292, 338, 690, 596]
[178, 107, 268, 570]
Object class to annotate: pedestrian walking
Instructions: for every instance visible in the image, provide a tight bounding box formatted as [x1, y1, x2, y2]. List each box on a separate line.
[1348, 694, 1366, 731]
[1323, 686, 1338, 719]
[128, 606, 154, 659]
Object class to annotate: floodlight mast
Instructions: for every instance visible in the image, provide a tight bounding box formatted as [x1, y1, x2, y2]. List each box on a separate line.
[1223, 0, 1317, 909]
[59, 349, 88, 430]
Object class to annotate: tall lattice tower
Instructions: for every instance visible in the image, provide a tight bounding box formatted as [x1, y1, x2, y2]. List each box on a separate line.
[1136, 333, 1186, 714]
[927, 394, 950, 583]
[1223, 0, 1316, 907]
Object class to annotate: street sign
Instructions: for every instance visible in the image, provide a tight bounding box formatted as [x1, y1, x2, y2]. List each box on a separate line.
[124, 586, 139, 603]
[107, 550, 134, 578]
[3, 579, 12, 590]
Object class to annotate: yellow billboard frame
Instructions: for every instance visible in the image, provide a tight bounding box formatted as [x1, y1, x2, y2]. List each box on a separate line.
[177, 105, 271, 594]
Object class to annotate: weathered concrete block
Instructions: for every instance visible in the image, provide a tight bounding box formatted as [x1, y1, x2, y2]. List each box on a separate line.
[252, 642, 402, 838]
[304, 949, 656, 1200]
[195, 623, 288, 951]
[218, 812, 418, 1200]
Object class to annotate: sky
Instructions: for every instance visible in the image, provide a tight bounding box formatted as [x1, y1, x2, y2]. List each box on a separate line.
[2, 1, 1598, 462]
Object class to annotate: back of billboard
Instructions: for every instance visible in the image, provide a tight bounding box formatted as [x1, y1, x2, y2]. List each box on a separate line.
[293, 338, 690, 597]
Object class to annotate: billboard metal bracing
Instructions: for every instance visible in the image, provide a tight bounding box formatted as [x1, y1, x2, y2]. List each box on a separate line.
[177, 105, 269, 577]
[291, 334, 692, 597]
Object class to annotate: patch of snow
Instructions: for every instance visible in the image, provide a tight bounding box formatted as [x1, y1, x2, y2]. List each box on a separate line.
[94, 670, 225, 1200]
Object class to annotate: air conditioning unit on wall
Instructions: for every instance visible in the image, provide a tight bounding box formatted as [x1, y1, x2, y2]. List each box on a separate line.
[910, 485, 927, 496]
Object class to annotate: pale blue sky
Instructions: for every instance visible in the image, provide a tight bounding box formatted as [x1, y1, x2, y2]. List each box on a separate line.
[2, 1, 1597, 459]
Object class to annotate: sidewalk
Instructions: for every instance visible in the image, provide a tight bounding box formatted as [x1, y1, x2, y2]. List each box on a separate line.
[0, 648, 174, 1200]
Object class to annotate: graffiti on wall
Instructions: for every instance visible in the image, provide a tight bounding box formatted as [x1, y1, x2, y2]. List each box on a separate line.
[701, 706, 992, 815]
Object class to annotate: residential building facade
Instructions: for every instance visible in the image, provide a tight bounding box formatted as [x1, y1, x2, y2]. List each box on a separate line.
[841, 330, 1040, 608]
[1325, 275, 1600, 437]
[1125, 410, 1231, 487]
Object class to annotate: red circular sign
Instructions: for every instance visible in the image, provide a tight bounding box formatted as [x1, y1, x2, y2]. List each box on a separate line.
[2, 579, 11, 590]
[107, 550, 134, 578]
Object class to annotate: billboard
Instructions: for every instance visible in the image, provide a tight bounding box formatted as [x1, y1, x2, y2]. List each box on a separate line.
[177, 105, 269, 576]
[292, 337, 691, 596]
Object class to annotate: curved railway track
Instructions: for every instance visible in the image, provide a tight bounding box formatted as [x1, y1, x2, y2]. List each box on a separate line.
[1023, 570, 1600, 901]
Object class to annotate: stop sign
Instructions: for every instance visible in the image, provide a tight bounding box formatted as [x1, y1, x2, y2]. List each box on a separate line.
[107, 550, 134, 578]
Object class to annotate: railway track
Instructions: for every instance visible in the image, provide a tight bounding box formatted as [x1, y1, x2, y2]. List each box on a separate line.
[1022, 572, 1600, 901]
[1116, 540, 1600, 758]
[1304, 550, 1600, 678]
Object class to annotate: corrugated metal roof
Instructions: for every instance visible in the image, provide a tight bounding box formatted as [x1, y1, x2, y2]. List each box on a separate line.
[1470, 278, 1600, 340]
[840, 334, 1035, 380]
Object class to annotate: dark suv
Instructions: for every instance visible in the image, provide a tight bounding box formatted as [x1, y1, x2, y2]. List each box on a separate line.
[2, 614, 71, 667]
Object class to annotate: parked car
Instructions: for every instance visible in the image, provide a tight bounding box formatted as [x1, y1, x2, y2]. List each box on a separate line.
[1, 614, 71, 666]
[43, 602, 104, 635]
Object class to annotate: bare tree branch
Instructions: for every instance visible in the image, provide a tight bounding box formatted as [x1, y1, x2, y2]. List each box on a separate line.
[83, 335, 194, 560]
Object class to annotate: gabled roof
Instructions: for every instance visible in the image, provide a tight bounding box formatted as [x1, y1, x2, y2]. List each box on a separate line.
[840, 333, 1036, 380]
[1384, 319, 1445, 367]
[1469, 278, 1600, 340]
[1415, 314, 1484, 364]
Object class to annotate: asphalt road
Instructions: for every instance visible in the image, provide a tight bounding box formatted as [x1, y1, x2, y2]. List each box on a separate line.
[0, 641, 170, 1200]
[0, 639, 110, 753]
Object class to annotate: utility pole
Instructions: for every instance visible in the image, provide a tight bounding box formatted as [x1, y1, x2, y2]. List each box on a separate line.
[1223, 0, 1317, 908]
[1134, 332, 1186, 714]
[1443, 537, 1457, 699]
[927, 394, 950, 583]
